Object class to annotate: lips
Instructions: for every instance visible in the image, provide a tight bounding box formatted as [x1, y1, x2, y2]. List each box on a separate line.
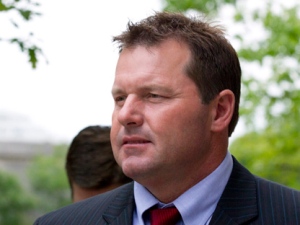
[124, 140, 150, 144]
[122, 136, 151, 145]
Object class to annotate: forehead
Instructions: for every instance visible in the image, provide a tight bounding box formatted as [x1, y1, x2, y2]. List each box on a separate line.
[113, 39, 191, 87]
[118, 39, 190, 67]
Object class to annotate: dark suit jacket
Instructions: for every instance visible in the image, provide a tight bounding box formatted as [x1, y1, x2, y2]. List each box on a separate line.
[33, 157, 300, 225]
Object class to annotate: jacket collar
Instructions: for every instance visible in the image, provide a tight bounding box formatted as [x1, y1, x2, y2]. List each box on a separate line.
[102, 182, 135, 225]
[101, 157, 258, 225]
[209, 157, 258, 224]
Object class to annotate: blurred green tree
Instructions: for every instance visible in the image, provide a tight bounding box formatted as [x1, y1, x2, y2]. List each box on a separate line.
[230, 130, 300, 189]
[0, 170, 35, 225]
[0, 0, 45, 68]
[28, 144, 71, 214]
[161, 0, 300, 189]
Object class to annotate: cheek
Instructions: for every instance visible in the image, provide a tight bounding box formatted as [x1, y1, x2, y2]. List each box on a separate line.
[161, 106, 207, 142]
[110, 125, 120, 158]
[111, 109, 118, 124]
[111, 110, 120, 138]
[110, 135, 123, 168]
[110, 123, 116, 142]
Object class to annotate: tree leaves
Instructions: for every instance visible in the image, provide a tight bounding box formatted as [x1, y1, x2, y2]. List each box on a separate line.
[163, 0, 237, 14]
[0, 0, 44, 69]
[0, 170, 35, 225]
[0, 1, 14, 11]
[27, 145, 71, 213]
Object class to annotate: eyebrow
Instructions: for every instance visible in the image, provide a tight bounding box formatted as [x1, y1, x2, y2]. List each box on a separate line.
[111, 84, 173, 95]
[137, 84, 173, 93]
[111, 87, 123, 96]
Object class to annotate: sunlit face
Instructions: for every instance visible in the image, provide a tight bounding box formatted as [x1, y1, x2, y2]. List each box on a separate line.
[111, 39, 215, 185]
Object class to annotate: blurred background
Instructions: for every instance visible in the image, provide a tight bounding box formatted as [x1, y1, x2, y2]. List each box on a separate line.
[1, 0, 299, 224]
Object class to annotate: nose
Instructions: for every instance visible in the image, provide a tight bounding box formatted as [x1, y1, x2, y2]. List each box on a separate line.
[117, 95, 143, 127]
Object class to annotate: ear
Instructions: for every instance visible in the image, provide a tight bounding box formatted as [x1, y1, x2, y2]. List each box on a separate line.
[210, 90, 235, 133]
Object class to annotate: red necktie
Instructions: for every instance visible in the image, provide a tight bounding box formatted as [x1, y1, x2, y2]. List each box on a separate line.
[150, 207, 181, 225]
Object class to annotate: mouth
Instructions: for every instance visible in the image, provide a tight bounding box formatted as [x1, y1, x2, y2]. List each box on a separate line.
[122, 136, 151, 145]
[124, 140, 150, 144]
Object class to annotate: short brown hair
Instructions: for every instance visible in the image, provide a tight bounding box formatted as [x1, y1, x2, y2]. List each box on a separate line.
[66, 126, 131, 195]
[113, 12, 241, 136]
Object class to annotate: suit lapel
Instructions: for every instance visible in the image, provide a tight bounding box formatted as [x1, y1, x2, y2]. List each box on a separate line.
[209, 157, 258, 225]
[102, 182, 135, 225]
[101, 157, 258, 225]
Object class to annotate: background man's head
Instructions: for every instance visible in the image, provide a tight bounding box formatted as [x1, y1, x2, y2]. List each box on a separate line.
[66, 125, 131, 202]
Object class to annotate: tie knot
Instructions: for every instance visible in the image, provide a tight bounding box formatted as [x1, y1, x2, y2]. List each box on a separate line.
[150, 207, 181, 225]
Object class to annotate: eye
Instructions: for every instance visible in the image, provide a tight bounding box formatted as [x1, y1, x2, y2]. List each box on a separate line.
[146, 93, 168, 103]
[148, 93, 161, 98]
[114, 95, 126, 103]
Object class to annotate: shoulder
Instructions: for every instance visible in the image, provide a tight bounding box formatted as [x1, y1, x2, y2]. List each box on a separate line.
[231, 157, 300, 222]
[213, 156, 300, 224]
[255, 175, 300, 204]
[253, 176, 300, 224]
[33, 182, 134, 225]
[232, 156, 300, 203]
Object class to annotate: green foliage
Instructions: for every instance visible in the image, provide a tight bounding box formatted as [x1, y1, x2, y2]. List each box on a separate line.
[231, 1, 300, 188]
[238, 5, 300, 128]
[28, 144, 71, 213]
[230, 130, 300, 189]
[0, 0, 45, 68]
[161, 0, 300, 190]
[163, 0, 237, 14]
[1, 144, 72, 224]
[0, 170, 35, 225]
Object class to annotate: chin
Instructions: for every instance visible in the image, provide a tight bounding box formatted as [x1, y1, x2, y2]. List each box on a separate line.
[122, 165, 148, 180]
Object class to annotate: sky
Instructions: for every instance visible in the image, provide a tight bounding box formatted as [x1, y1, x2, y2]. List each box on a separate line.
[0, 0, 162, 142]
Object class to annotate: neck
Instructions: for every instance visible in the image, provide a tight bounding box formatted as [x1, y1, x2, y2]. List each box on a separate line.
[72, 183, 123, 202]
[142, 150, 228, 203]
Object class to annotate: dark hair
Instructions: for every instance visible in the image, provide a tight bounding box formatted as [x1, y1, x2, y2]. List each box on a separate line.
[66, 125, 131, 194]
[113, 11, 241, 136]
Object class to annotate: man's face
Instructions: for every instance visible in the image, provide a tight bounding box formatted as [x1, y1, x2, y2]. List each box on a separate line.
[111, 39, 215, 186]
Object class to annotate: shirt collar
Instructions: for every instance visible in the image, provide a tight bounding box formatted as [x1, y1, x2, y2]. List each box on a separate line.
[134, 151, 233, 225]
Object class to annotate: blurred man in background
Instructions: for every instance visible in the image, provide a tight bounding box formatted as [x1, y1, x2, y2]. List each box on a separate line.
[65, 125, 131, 202]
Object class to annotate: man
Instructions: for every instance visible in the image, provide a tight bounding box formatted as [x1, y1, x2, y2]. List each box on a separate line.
[33, 12, 300, 225]
[66, 125, 131, 202]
